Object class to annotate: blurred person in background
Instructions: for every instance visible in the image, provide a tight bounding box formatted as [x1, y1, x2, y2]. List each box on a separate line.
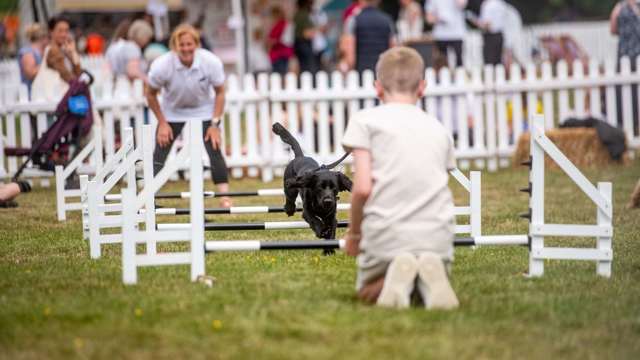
[311, 2, 330, 70]
[267, 5, 294, 75]
[610, 0, 640, 131]
[0, 181, 31, 208]
[337, 0, 365, 73]
[248, 28, 272, 74]
[46, 16, 82, 84]
[294, 0, 320, 74]
[397, 0, 424, 44]
[611, 0, 640, 71]
[18, 23, 48, 97]
[85, 32, 106, 55]
[473, 0, 507, 65]
[343, 0, 396, 75]
[425, 0, 467, 68]
[105, 19, 154, 82]
[343, 0, 364, 24]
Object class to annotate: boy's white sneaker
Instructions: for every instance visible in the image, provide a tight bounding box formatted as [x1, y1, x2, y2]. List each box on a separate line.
[416, 252, 459, 310]
[376, 253, 418, 309]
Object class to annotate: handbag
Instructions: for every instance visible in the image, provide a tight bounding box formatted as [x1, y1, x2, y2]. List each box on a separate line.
[31, 46, 69, 102]
[68, 94, 90, 116]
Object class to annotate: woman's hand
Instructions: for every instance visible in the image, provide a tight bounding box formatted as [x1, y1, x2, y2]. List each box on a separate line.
[204, 126, 222, 150]
[344, 230, 362, 257]
[63, 38, 80, 65]
[156, 122, 174, 148]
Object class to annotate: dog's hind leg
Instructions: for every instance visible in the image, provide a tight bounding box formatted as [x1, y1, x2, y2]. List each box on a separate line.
[283, 188, 299, 216]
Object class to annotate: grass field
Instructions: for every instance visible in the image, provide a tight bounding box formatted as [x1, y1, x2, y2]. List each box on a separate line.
[1, 159, 639, 359]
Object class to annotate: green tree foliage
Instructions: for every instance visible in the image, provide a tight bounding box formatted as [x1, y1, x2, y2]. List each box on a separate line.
[510, 0, 618, 23]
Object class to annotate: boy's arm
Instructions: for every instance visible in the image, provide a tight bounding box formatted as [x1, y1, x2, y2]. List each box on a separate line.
[344, 148, 372, 257]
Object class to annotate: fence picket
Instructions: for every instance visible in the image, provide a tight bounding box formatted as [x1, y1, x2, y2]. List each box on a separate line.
[470, 66, 485, 168]
[495, 65, 509, 164]
[316, 72, 331, 160]
[484, 65, 498, 171]
[604, 58, 617, 126]
[542, 62, 555, 128]
[557, 60, 570, 124]
[257, 73, 273, 181]
[620, 57, 634, 138]
[573, 59, 586, 119]
[455, 68, 469, 169]
[510, 63, 524, 148]
[300, 72, 315, 156]
[588, 59, 602, 118]
[243, 74, 260, 177]
[330, 71, 346, 155]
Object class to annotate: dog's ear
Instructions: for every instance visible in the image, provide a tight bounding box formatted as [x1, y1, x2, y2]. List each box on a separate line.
[288, 173, 316, 189]
[337, 172, 353, 192]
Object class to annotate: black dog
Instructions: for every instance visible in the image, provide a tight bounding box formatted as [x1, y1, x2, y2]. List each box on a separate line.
[272, 123, 352, 246]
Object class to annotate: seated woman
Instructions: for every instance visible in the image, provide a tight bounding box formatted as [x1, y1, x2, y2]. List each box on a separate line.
[0, 181, 32, 208]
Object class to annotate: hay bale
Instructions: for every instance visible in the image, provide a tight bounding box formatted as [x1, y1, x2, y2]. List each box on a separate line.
[627, 178, 640, 209]
[513, 128, 628, 169]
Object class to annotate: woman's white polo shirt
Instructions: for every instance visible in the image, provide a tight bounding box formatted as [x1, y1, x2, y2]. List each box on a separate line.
[148, 48, 225, 122]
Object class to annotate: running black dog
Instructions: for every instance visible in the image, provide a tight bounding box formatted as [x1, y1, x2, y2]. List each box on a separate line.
[272, 123, 352, 245]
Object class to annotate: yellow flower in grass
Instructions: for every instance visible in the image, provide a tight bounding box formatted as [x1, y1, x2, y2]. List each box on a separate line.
[134, 308, 143, 317]
[73, 337, 84, 350]
[43, 306, 51, 317]
[212, 319, 223, 330]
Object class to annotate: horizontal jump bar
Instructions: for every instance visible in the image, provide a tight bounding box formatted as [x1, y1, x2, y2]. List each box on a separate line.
[149, 203, 351, 215]
[204, 235, 529, 252]
[157, 189, 285, 199]
[104, 189, 285, 201]
[157, 220, 350, 231]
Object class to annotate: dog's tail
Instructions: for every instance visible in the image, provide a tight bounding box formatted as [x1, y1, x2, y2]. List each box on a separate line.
[272, 123, 304, 158]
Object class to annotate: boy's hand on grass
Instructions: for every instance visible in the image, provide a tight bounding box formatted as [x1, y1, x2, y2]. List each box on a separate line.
[344, 231, 361, 257]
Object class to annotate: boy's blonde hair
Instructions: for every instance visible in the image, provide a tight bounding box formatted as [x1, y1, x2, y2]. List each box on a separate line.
[375, 47, 425, 94]
[169, 24, 201, 51]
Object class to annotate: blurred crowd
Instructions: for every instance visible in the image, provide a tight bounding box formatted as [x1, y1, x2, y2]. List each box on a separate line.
[6, 0, 527, 85]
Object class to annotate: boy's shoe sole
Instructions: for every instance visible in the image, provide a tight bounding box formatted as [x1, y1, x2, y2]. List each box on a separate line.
[417, 252, 459, 310]
[376, 253, 418, 309]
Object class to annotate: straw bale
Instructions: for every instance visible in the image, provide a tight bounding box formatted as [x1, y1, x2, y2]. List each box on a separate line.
[627, 178, 640, 209]
[513, 128, 629, 169]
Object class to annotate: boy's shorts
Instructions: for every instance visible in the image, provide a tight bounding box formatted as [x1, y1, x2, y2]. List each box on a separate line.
[355, 253, 452, 292]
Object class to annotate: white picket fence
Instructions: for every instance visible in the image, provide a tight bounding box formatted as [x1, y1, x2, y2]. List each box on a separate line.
[1, 55, 639, 183]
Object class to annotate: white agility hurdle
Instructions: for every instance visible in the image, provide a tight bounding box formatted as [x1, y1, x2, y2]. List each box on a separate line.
[527, 114, 613, 277]
[82, 120, 482, 260]
[118, 119, 504, 285]
[118, 114, 613, 284]
[55, 125, 103, 221]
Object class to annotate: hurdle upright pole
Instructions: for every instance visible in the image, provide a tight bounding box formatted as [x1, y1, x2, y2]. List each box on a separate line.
[528, 114, 545, 277]
[190, 120, 206, 281]
[141, 124, 157, 255]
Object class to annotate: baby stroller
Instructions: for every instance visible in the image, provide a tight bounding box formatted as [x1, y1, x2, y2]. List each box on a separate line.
[8, 71, 94, 182]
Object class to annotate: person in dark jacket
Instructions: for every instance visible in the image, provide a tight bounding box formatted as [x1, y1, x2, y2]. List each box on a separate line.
[342, 0, 396, 75]
[293, 0, 320, 74]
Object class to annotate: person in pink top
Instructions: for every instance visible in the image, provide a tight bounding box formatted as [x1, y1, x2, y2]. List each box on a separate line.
[267, 5, 294, 75]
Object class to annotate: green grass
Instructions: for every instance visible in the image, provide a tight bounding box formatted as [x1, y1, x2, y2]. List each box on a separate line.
[1, 159, 639, 359]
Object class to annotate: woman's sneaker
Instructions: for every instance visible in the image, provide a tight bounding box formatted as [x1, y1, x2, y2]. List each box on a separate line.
[376, 253, 418, 309]
[416, 252, 459, 310]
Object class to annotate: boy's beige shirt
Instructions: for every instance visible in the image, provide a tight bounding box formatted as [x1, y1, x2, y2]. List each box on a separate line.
[342, 103, 456, 261]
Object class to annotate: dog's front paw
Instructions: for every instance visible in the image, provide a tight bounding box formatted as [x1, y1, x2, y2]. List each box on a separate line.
[284, 202, 296, 216]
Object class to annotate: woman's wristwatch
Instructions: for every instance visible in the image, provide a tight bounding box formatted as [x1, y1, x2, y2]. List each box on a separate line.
[211, 117, 222, 128]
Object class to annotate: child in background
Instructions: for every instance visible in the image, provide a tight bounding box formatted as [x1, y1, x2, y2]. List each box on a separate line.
[342, 46, 459, 310]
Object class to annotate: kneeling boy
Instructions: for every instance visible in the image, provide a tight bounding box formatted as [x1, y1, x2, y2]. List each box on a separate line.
[342, 47, 459, 309]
